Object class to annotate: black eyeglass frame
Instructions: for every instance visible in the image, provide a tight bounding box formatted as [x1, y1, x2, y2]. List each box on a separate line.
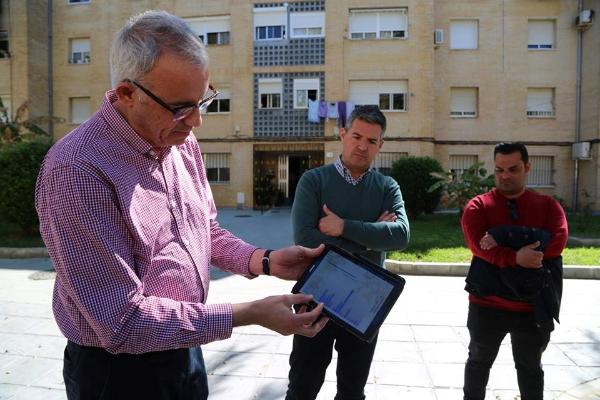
[125, 79, 219, 122]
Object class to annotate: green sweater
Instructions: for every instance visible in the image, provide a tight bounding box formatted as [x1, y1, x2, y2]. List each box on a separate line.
[291, 163, 410, 266]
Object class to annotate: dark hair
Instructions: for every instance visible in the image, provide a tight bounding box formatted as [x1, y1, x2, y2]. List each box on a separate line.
[494, 142, 529, 164]
[347, 105, 387, 136]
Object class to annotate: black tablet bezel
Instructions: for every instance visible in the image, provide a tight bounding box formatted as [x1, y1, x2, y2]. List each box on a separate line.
[292, 245, 405, 342]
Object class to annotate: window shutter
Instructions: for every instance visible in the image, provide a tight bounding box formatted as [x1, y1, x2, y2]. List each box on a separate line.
[290, 12, 324, 30]
[259, 78, 283, 94]
[450, 20, 478, 49]
[71, 97, 91, 123]
[527, 88, 553, 112]
[71, 38, 90, 53]
[528, 20, 554, 47]
[349, 81, 379, 105]
[349, 12, 377, 34]
[451, 88, 477, 114]
[254, 7, 287, 27]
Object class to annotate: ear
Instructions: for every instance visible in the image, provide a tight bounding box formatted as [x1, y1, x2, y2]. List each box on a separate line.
[378, 138, 384, 150]
[339, 127, 347, 141]
[524, 162, 531, 173]
[114, 81, 136, 107]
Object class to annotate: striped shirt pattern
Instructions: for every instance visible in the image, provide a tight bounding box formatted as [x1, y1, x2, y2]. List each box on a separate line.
[35, 90, 257, 354]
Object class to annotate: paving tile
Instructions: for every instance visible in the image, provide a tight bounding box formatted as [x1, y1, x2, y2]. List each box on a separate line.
[371, 361, 431, 387]
[0, 356, 61, 386]
[374, 341, 422, 363]
[1, 385, 66, 400]
[412, 325, 463, 343]
[378, 324, 414, 342]
[544, 365, 596, 391]
[374, 384, 436, 400]
[426, 362, 465, 389]
[418, 342, 467, 364]
[557, 343, 600, 367]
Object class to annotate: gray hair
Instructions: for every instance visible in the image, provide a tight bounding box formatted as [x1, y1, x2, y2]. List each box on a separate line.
[347, 105, 387, 136]
[110, 10, 208, 87]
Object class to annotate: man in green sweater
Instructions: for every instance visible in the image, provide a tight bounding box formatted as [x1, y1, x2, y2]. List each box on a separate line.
[285, 105, 410, 400]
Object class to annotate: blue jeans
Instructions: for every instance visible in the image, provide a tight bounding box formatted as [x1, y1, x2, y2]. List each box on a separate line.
[63, 341, 208, 400]
[463, 304, 551, 400]
[286, 323, 378, 400]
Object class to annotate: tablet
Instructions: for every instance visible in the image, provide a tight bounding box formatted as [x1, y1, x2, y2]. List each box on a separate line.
[292, 245, 405, 342]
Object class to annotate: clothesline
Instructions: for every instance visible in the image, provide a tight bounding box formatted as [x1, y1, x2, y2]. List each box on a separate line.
[307, 99, 355, 128]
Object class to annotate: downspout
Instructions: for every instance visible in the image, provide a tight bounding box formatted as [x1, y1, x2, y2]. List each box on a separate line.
[572, 0, 584, 212]
[47, 0, 53, 137]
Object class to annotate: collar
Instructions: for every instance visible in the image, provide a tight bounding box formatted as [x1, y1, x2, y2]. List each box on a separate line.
[334, 155, 372, 186]
[100, 89, 170, 160]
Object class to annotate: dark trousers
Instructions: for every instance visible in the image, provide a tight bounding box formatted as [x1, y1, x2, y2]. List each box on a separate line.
[463, 304, 551, 400]
[286, 322, 378, 400]
[63, 341, 208, 400]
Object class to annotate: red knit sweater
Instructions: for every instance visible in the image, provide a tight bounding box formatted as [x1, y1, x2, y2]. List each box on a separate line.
[461, 188, 568, 312]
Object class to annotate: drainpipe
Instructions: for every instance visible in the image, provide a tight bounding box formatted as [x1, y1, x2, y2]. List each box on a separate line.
[572, 0, 588, 212]
[47, 0, 53, 137]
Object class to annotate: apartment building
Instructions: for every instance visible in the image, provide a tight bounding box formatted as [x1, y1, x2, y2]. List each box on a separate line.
[1, 0, 599, 210]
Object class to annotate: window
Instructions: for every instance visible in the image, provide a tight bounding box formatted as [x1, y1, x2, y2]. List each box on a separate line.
[450, 20, 478, 50]
[450, 87, 478, 117]
[204, 153, 231, 183]
[0, 31, 9, 58]
[449, 154, 478, 180]
[528, 156, 554, 186]
[528, 20, 555, 50]
[187, 17, 231, 46]
[254, 6, 287, 40]
[70, 97, 91, 124]
[0, 96, 11, 122]
[527, 88, 555, 117]
[205, 88, 230, 114]
[290, 11, 325, 38]
[373, 152, 408, 175]
[258, 78, 282, 109]
[293, 78, 320, 109]
[69, 38, 90, 64]
[349, 80, 408, 111]
[68, 0, 90, 3]
[349, 8, 408, 40]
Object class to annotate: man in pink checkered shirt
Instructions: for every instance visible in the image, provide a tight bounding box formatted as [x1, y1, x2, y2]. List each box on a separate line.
[35, 10, 327, 400]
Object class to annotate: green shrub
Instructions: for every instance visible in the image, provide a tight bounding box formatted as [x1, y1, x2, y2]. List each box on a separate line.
[390, 156, 444, 216]
[429, 161, 495, 216]
[0, 139, 52, 235]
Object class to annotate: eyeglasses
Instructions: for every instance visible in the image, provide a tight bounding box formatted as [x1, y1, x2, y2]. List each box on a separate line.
[507, 199, 519, 221]
[127, 79, 219, 122]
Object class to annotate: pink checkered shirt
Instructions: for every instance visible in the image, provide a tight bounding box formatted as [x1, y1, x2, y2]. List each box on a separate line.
[35, 90, 257, 354]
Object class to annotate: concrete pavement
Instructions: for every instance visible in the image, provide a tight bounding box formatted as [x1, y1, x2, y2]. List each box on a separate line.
[1, 208, 599, 400]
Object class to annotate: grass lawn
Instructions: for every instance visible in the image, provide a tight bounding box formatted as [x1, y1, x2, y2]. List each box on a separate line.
[388, 213, 600, 266]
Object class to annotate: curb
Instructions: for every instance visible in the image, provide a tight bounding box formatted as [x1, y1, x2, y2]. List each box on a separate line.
[1, 248, 599, 280]
[0, 247, 48, 258]
[385, 260, 600, 280]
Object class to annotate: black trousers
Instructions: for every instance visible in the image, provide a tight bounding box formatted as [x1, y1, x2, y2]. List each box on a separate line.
[63, 341, 208, 400]
[286, 322, 378, 400]
[463, 304, 551, 400]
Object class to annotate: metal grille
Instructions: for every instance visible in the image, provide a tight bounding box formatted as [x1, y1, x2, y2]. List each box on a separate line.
[373, 152, 408, 175]
[529, 156, 554, 186]
[449, 154, 478, 179]
[203, 153, 231, 183]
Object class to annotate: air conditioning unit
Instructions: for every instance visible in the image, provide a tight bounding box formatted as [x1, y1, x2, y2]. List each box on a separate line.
[434, 29, 444, 45]
[576, 9, 594, 28]
[572, 141, 592, 160]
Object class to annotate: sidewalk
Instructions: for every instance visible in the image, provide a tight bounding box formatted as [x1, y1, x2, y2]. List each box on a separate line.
[0, 208, 599, 400]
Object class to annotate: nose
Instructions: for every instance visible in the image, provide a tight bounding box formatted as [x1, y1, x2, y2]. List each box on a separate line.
[182, 107, 202, 128]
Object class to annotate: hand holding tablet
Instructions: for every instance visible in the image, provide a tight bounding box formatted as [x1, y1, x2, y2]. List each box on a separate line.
[292, 245, 405, 342]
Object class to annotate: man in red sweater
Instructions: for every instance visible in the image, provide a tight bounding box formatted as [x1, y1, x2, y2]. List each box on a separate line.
[461, 142, 568, 400]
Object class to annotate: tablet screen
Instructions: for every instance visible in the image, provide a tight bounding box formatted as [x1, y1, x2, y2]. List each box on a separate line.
[298, 249, 394, 333]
